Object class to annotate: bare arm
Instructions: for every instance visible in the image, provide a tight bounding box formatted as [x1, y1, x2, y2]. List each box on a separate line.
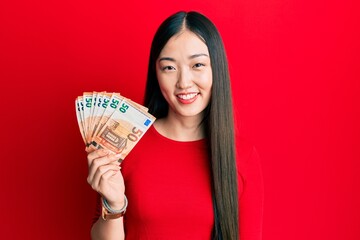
[91, 216, 124, 240]
[87, 149, 126, 240]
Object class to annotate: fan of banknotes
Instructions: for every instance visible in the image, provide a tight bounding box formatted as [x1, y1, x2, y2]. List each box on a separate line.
[75, 92, 156, 162]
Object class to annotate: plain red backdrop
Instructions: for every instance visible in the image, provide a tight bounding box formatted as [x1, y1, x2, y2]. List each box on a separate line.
[1, 0, 359, 239]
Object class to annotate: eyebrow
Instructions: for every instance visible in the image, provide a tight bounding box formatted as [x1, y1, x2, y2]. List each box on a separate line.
[158, 53, 209, 62]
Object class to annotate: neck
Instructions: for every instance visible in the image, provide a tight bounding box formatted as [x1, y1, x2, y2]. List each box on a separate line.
[154, 111, 205, 141]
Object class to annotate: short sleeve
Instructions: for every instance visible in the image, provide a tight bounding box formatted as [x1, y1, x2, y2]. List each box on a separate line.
[237, 141, 264, 240]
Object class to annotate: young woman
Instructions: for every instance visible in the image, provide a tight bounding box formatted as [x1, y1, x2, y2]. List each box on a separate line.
[87, 11, 263, 240]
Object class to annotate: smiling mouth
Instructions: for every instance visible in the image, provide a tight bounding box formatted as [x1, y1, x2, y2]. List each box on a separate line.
[177, 93, 199, 100]
[176, 93, 199, 104]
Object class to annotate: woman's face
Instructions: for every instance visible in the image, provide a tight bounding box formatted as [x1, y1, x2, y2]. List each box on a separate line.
[156, 30, 213, 119]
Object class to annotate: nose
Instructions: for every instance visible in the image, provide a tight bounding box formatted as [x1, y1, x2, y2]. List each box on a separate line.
[176, 68, 193, 89]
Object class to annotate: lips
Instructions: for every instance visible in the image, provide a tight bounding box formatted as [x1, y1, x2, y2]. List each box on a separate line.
[176, 92, 199, 104]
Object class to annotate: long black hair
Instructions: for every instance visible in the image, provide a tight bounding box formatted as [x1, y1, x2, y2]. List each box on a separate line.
[144, 11, 238, 240]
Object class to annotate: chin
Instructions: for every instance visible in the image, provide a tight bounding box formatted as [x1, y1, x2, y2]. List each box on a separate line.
[177, 109, 206, 118]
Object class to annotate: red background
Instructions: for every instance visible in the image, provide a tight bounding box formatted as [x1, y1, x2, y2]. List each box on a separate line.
[1, 0, 359, 239]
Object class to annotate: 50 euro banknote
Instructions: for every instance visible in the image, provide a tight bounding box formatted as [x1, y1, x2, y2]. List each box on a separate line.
[75, 91, 156, 162]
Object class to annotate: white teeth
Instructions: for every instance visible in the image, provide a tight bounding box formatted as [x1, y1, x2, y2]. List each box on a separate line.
[178, 93, 198, 100]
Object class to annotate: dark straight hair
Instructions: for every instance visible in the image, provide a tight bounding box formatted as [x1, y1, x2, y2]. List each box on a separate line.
[144, 11, 239, 240]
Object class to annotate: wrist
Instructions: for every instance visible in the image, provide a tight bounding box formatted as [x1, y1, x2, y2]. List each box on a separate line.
[107, 197, 126, 210]
[101, 195, 128, 221]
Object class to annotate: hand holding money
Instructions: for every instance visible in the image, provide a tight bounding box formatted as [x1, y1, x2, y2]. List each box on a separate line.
[75, 91, 156, 162]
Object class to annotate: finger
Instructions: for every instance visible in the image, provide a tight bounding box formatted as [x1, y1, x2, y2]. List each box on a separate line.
[87, 152, 122, 185]
[99, 167, 121, 186]
[87, 148, 110, 166]
[88, 164, 120, 191]
[89, 151, 122, 169]
[88, 158, 117, 187]
[88, 151, 121, 174]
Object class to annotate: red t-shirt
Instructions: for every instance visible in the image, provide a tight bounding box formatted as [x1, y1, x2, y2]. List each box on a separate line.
[93, 125, 263, 240]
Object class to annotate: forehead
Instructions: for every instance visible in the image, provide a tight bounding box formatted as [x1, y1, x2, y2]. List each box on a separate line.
[159, 30, 209, 57]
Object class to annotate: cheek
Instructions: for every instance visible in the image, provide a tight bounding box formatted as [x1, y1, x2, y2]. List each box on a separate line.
[155, 72, 167, 91]
[157, 78, 173, 102]
[199, 71, 213, 91]
[157, 78, 169, 92]
[157, 72, 178, 93]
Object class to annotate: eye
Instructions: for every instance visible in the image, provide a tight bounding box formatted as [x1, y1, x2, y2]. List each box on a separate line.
[161, 66, 176, 71]
[193, 63, 205, 68]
